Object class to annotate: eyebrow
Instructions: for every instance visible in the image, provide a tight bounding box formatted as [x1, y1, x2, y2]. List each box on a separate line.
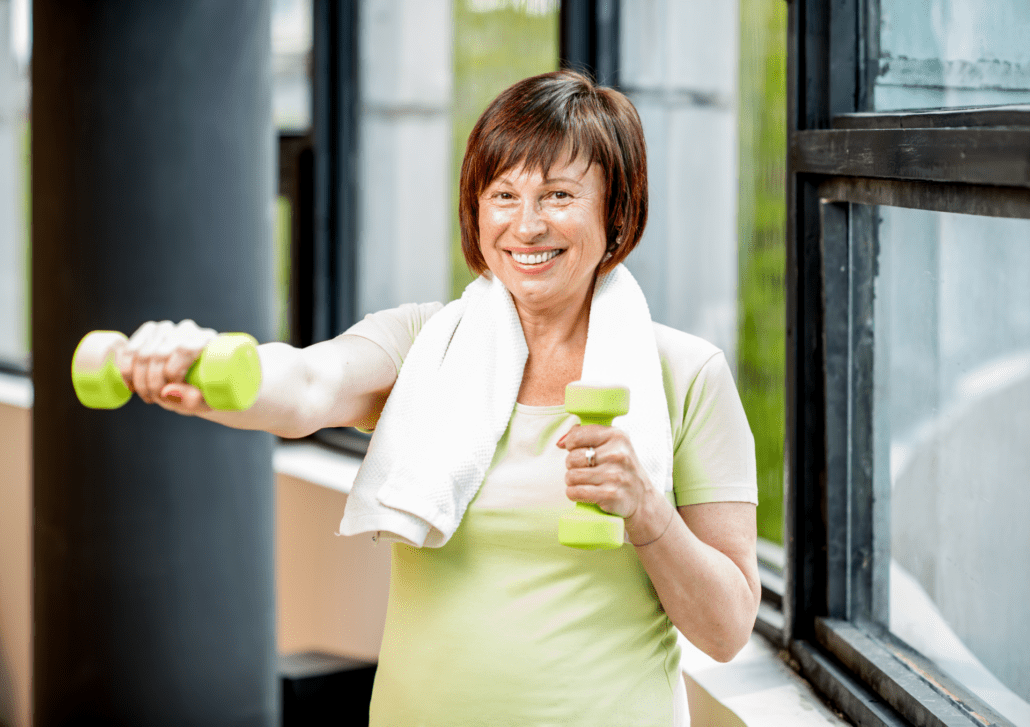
[492, 174, 585, 187]
[543, 176, 584, 185]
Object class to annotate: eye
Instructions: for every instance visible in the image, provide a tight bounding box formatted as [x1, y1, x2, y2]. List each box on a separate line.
[553, 191, 570, 199]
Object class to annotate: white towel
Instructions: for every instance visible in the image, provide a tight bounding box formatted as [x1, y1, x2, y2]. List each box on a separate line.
[338, 263, 674, 548]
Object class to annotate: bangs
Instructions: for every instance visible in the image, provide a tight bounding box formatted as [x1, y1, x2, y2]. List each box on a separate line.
[472, 95, 616, 195]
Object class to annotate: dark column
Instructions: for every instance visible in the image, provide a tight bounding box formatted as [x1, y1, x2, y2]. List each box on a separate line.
[560, 0, 620, 88]
[32, 3, 276, 725]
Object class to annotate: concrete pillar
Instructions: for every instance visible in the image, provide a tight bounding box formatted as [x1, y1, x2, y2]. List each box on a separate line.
[32, 3, 277, 724]
[621, 0, 740, 366]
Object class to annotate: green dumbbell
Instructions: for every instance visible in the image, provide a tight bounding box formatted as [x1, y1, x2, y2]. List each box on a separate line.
[559, 381, 630, 551]
[71, 329, 262, 411]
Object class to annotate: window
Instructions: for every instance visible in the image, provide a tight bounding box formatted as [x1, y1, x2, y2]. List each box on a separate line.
[0, 0, 32, 375]
[785, 1, 1030, 725]
[273, 0, 313, 345]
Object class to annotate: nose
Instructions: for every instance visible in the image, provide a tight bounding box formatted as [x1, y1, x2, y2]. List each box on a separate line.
[515, 198, 547, 240]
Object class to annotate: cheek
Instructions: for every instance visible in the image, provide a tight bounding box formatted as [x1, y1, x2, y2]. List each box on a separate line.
[479, 208, 507, 239]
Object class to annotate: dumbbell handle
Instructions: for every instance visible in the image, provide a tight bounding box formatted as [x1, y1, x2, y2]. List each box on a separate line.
[71, 330, 262, 411]
[559, 382, 630, 551]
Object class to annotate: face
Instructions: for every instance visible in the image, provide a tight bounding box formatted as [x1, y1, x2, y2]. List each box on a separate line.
[478, 154, 608, 315]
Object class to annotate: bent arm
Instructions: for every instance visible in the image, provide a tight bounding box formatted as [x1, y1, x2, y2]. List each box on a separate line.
[195, 335, 397, 439]
[632, 498, 761, 662]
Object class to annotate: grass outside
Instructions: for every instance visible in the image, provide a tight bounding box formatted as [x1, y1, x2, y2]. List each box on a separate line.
[737, 0, 788, 544]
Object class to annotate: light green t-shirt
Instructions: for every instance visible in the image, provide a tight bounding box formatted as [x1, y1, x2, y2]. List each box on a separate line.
[342, 302, 758, 727]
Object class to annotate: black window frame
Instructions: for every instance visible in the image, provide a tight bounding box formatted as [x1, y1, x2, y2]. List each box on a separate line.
[278, 0, 368, 455]
[780, 1, 1030, 725]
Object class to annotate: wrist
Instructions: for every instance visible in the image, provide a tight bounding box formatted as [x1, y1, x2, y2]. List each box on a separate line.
[626, 490, 674, 545]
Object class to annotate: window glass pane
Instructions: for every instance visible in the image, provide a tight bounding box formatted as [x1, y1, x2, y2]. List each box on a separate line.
[272, 0, 312, 132]
[874, 205, 1030, 724]
[450, 0, 559, 300]
[738, 0, 787, 546]
[0, 0, 31, 369]
[876, 0, 1030, 111]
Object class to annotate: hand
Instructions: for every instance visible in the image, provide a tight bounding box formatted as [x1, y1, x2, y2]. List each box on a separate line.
[556, 424, 665, 537]
[115, 319, 218, 415]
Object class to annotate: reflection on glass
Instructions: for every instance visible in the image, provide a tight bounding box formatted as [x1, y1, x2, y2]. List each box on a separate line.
[876, 0, 1030, 111]
[874, 206, 1030, 724]
[450, 0, 559, 300]
[272, 0, 312, 131]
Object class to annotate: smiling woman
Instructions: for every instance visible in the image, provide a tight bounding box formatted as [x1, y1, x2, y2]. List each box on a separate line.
[338, 70, 759, 727]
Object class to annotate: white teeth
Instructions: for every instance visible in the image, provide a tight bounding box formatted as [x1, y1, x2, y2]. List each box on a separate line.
[511, 249, 560, 265]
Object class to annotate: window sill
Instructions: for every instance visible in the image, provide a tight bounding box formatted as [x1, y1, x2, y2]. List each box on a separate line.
[679, 629, 852, 726]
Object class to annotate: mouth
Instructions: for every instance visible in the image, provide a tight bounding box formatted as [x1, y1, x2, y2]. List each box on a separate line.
[506, 249, 566, 266]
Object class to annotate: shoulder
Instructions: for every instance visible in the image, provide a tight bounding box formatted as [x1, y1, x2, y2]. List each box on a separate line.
[342, 301, 448, 373]
[346, 301, 446, 338]
[651, 321, 744, 442]
[651, 321, 726, 383]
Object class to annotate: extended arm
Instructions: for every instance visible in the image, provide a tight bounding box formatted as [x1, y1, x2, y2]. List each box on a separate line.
[194, 334, 397, 438]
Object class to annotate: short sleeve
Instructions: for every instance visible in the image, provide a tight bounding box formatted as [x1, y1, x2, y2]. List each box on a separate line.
[340, 301, 446, 433]
[672, 352, 758, 507]
[341, 301, 446, 375]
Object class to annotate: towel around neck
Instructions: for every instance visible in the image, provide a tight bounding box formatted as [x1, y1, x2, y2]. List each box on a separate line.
[338, 263, 673, 548]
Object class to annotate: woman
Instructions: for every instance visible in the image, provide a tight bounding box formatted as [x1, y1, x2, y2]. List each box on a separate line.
[120, 70, 759, 726]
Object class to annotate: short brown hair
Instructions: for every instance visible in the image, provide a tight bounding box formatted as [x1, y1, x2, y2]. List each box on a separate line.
[459, 70, 648, 280]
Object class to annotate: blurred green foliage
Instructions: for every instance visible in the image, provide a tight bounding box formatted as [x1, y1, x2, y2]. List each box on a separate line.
[737, 0, 787, 544]
[450, 1, 559, 302]
[275, 196, 291, 342]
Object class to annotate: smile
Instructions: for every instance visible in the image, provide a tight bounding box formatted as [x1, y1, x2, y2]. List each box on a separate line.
[509, 249, 564, 265]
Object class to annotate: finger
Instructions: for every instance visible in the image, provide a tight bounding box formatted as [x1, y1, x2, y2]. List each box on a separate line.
[118, 321, 159, 390]
[156, 382, 211, 414]
[135, 322, 172, 401]
[165, 330, 215, 382]
[145, 353, 172, 404]
[179, 383, 212, 412]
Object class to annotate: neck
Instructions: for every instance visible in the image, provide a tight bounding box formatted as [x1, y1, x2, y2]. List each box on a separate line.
[514, 275, 596, 357]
